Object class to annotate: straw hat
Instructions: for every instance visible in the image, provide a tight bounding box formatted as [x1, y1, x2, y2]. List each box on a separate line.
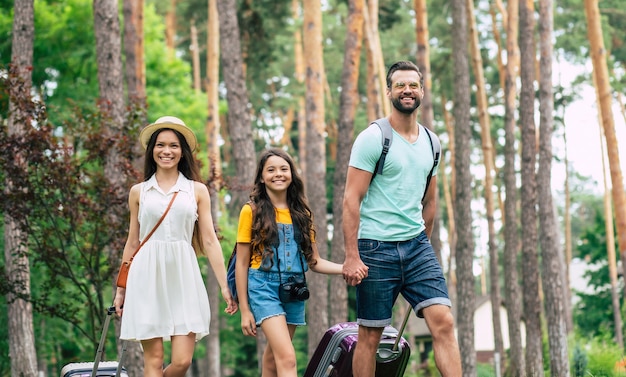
[139, 116, 198, 151]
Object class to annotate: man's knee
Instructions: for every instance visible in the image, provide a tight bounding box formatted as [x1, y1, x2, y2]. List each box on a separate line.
[424, 307, 456, 337]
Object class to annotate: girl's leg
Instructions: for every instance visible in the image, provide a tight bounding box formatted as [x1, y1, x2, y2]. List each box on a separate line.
[163, 333, 196, 377]
[141, 338, 165, 377]
[260, 316, 297, 377]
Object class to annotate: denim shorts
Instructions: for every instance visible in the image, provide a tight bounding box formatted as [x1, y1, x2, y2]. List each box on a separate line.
[247, 268, 306, 326]
[356, 231, 451, 327]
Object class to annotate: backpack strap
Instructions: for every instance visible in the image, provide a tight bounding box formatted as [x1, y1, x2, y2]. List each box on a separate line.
[421, 125, 441, 201]
[371, 117, 393, 182]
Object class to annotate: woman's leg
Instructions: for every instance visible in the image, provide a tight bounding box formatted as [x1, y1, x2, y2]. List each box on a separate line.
[163, 333, 196, 377]
[260, 316, 297, 377]
[141, 338, 165, 377]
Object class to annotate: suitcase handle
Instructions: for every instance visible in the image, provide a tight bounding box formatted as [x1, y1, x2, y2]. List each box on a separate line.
[91, 306, 125, 377]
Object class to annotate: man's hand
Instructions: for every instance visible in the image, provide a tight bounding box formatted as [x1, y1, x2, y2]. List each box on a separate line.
[342, 256, 369, 286]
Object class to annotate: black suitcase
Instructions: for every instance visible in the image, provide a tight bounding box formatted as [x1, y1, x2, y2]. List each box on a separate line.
[304, 306, 412, 377]
[60, 306, 128, 377]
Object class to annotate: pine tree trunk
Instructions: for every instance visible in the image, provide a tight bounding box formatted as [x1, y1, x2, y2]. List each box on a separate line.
[502, 0, 525, 374]
[94, 0, 145, 375]
[165, 0, 176, 51]
[330, 0, 364, 326]
[450, 0, 476, 372]
[584, 0, 626, 300]
[5, 1, 38, 375]
[216, 0, 257, 214]
[519, 0, 544, 374]
[302, 0, 330, 357]
[598, 124, 624, 349]
[538, 0, 570, 373]
[362, 3, 383, 121]
[466, 0, 505, 370]
[292, 0, 307, 171]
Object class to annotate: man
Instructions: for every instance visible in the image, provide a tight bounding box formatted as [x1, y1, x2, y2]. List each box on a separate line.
[342, 61, 462, 376]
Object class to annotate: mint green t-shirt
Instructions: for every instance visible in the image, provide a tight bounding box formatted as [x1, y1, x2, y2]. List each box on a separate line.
[349, 123, 439, 241]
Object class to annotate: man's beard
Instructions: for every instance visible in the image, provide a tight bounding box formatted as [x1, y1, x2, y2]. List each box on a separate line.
[391, 96, 421, 114]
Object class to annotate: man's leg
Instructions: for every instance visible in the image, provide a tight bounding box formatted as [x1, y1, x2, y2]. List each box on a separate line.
[422, 305, 462, 376]
[352, 326, 384, 377]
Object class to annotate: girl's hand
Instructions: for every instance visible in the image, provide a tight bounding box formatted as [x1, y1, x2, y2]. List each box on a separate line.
[241, 311, 257, 337]
[221, 286, 239, 314]
[114, 288, 125, 317]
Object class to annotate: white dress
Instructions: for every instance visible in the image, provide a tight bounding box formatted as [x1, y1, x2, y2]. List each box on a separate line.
[120, 173, 211, 341]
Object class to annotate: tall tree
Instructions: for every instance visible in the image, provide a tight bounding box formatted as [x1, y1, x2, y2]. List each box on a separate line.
[584, 0, 626, 300]
[414, 0, 443, 264]
[4, 0, 39, 375]
[93, 0, 144, 375]
[205, 0, 222, 375]
[329, 0, 364, 326]
[466, 0, 504, 370]
[538, 0, 570, 374]
[502, 0, 525, 374]
[216, 0, 257, 214]
[598, 120, 624, 349]
[362, 0, 384, 121]
[519, 0, 544, 374]
[302, 0, 330, 357]
[450, 0, 476, 372]
[123, 0, 145, 103]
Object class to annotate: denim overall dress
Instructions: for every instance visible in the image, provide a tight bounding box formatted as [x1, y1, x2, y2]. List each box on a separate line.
[247, 223, 308, 325]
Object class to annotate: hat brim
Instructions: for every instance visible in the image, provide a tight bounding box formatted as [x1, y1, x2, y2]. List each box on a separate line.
[139, 120, 198, 152]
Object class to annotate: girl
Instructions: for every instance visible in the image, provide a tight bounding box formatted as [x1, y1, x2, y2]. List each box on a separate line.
[235, 148, 343, 377]
[114, 116, 237, 377]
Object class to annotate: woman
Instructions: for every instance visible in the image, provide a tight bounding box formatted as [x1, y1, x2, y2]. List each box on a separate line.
[114, 116, 237, 377]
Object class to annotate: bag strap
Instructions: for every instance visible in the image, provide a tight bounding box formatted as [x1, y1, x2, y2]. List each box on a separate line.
[128, 191, 179, 262]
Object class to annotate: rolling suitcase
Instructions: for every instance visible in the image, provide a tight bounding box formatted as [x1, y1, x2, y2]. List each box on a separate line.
[304, 305, 412, 377]
[60, 306, 128, 377]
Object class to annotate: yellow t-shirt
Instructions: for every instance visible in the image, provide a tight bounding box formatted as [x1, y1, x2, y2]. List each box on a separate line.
[236, 204, 314, 269]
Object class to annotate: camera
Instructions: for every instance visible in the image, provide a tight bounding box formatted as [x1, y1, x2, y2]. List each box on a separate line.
[279, 275, 310, 303]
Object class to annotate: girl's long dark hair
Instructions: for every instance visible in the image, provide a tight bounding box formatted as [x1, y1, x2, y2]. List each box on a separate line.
[249, 148, 316, 267]
[143, 128, 204, 255]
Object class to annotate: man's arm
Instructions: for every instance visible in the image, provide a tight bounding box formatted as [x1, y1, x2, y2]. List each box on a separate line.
[342, 166, 372, 286]
[421, 175, 438, 239]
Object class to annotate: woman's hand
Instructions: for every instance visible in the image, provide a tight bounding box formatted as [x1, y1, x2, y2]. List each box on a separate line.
[114, 288, 125, 317]
[222, 286, 239, 314]
[241, 310, 257, 337]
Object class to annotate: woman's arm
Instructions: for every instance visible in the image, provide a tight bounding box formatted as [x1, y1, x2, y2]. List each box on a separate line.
[114, 184, 141, 316]
[196, 182, 237, 314]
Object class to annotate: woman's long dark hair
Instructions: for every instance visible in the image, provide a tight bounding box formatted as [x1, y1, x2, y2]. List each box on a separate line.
[143, 128, 204, 255]
[249, 148, 316, 267]
[143, 128, 200, 182]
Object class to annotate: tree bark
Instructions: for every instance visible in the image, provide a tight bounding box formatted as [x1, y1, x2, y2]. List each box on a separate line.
[519, 0, 544, 374]
[205, 2, 222, 373]
[291, 0, 307, 171]
[302, 0, 330, 357]
[190, 22, 201, 93]
[466, 0, 505, 371]
[362, 0, 384, 121]
[450, 0, 476, 373]
[94, 1, 144, 375]
[5, 1, 38, 375]
[414, 0, 443, 265]
[216, 0, 257, 214]
[502, 0, 525, 374]
[584, 0, 626, 301]
[165, 0, 176, 51]
[330, 0, 364, 326]
[538, 0, 570, 374]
